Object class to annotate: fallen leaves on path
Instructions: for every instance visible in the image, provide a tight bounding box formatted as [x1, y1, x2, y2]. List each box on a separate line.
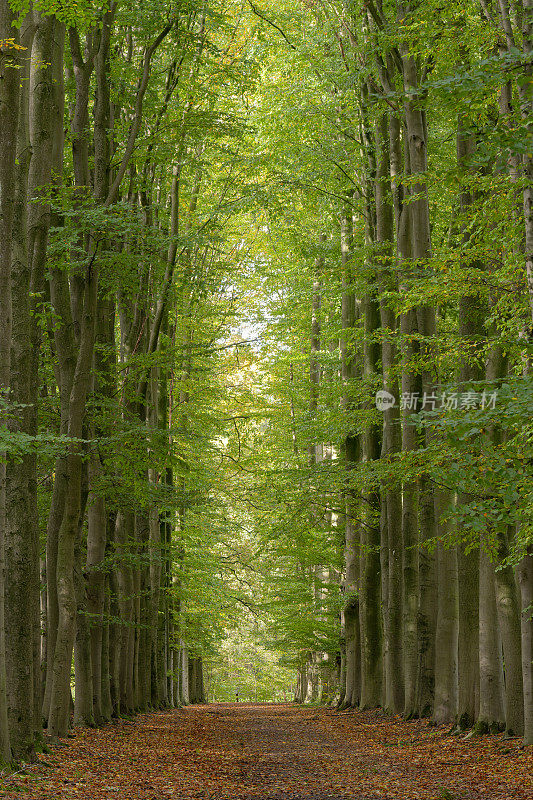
[0, 704, 531, 799]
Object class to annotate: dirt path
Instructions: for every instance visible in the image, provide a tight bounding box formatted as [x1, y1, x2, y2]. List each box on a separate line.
[1, 704, 532, 799]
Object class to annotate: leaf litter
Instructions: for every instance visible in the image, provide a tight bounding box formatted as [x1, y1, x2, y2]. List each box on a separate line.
[0, 704, 531, 799]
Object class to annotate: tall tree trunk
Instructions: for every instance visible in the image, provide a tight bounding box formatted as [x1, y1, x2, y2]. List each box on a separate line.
[400, 303, 420, 719]
[137, 512, 151, 711]
[108, 566, 121, 717]
[456, 530, 479, 726]
[0, 0, 22, 761]
[455, 115, 485, 732]
[494, 528, 524, 736]
[116, 510, 136, 715]
[6, 7, 64, 754]
[483, 345, 523, 736]
[476, 551, 505, 733]
[4, 9, 35, 759]
[433, 501, 459, 725]
[149, 506, 162, 707]
[359, 295, 383, 708]
[85, 294, 115, 725]
[518, 552, 533, 743]
[181, 645, 190, 705]
[340, 202, 361, 709]
[401, 47, 437, 720]
[48, 266, 99, 739]
[415, 533, 436, 717]
[376, 112, 403, 714]
[21, 12, 43, 740]
[394, 114, 420, 719]
[43, 270, 75, 724]
[100, 571, 113, 722]
[74, 457, 94, 727]
[85, 458, 107, 724]
[157, 516, 170, 708]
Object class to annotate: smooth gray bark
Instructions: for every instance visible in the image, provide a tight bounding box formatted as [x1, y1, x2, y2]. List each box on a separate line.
[457, 548, 480, 729]
[433, 494, 459, 725]
[359, 291, 383, 709]
[340, 203, 361, 709]
[74, 460, 93, 727]
[86, 457, 107, 723]
[48, 266, 99, 739]
[376, 113, 403, 715]
[402, 45, 437, 720]
[494, 528, 524, 736]
[476, 551, 505, 733]
[518, 553, 533, 743]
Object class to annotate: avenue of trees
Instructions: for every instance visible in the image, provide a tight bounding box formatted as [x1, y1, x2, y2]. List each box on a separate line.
[238, 0, 533, 744]
[0, 0, 532, 766]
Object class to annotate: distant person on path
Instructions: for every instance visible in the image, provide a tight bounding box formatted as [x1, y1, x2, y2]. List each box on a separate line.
[235, 692, 239, 703]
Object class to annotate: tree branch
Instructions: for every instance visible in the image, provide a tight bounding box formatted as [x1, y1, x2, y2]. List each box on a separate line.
[247, 1, 297, 50]
[105, 20, 175, 207]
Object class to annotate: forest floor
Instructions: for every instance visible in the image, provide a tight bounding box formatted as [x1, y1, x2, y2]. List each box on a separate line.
[0, 703, 532, 800]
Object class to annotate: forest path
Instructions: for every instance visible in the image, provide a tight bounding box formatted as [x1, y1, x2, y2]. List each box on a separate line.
[1, 703, 532, 800]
